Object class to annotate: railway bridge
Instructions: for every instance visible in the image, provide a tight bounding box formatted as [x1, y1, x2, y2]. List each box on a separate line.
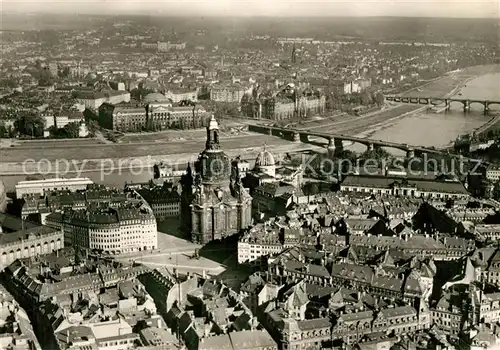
[385, 95, 500, 114]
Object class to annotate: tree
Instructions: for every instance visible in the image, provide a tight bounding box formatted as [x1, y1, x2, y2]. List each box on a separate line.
[0, 125, 6, 138]
[6, 125, 16, 138]
[34, 67, 55, 87]
[193, 116, 201, 129]
[336, 149, 358, 163]
[60, 66, 71, 78]
[180, 100, 195, 107]
[304, 182, 320, 195]
[87, 119, 99, 137]
[130, 88, 141, 101]
[48, 125, 59, 138]
[359, 148, 392, 165]
[214, 102, 239, 119]
[0, 77, 19, 89]
[493, 182, 500, 200]
[15, 113, 45, 138]
[374, 92, 385, 106]
[360, 91, 373, 106]
[106, 133, 117, 142]
[63, 122, 80, 138]
[179, 117, 186, 130]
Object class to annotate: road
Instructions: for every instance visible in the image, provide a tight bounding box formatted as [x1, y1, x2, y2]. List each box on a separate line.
[0, 106, 421, 164]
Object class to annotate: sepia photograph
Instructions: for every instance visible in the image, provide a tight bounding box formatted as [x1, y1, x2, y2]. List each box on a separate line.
[0, 0, 499, 349]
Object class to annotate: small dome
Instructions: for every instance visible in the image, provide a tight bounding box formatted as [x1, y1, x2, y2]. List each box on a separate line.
[255, 147, 275, 167]
[143, 92, 169, 103]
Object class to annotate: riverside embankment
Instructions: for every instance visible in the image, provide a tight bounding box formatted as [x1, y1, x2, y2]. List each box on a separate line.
[1, 64, 498, 189]
[349, 65, 500, 153]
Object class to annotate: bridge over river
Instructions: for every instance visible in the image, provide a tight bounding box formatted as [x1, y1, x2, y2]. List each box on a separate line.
[248, 124, 450, 159]
[385, 95, 500, 114]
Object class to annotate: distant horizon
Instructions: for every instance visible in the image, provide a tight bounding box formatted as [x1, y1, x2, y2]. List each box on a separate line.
[1, 0, 498, 19]
[1, 12, 500, 20]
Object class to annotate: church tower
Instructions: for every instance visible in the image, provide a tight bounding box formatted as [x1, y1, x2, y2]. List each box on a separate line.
[206, 115, 220, 150]
[186, 115, 252, 245]
[196, 115, 230, 187]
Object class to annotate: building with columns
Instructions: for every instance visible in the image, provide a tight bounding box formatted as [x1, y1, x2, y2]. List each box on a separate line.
[181, 116, 253, 244]
[0, 213, 64, 269]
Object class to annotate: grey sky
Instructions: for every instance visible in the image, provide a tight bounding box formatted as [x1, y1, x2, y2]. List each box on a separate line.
[1, 0, 498, 18]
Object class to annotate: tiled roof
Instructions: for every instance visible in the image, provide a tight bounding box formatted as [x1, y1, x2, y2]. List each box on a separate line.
[229, 330, 276, 349]
[198, 334, 233, 350]
[297, 317, 331, 331]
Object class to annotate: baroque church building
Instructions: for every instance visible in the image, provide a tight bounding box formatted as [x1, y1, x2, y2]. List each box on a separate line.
[181, 115, 252, 244]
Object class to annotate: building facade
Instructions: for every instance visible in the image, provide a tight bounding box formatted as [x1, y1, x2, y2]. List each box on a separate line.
[157, 41, 187, 51]
[146, 104, 209, 131]
[210, 84, 249, 103]
[98, 93, 210, 132]
[45, 203, 157, 254]
[0, 226, 64, 268]
[486, 165, 500, 182]
[241, 87, 326, 120]
[15, 178, 94, 199]
[76, 90, 130, 110]
[137, 185, 181, 219]
[340, 173, 470, 200]
[332, 304, 430, 345]
[165, 87, 198, 103]
[98, 103, 147, 131]
[238, 225, 283, 264]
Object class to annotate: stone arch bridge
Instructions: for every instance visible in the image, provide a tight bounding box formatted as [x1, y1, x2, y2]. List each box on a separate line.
[248, 124, 448, 158]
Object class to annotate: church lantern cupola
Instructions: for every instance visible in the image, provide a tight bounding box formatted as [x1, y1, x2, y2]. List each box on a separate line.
[206, 114, 220, 150]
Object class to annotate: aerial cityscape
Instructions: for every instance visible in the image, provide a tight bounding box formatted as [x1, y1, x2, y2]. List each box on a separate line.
[0, 3, 500, 350]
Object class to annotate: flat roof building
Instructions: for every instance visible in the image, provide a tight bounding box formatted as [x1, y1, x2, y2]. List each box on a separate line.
[16, 178, 94, 199]
[340, 173, 469, 200]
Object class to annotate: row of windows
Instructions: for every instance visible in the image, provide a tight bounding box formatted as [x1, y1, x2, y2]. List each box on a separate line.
[98, 337, 136, 347]
[343, 186, 466, 199]
[1, 242, 62, 264]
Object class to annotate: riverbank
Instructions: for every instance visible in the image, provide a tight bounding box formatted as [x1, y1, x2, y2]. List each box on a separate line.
[0, 142, 320, 178]
[0, 64, 498, 185]
[401, 64, 500, 98]
[351, 65, 500, 140]
[354, 106, 428, 139]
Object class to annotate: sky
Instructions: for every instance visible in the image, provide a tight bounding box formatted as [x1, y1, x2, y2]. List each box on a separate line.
[0, 0, 498, 18]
